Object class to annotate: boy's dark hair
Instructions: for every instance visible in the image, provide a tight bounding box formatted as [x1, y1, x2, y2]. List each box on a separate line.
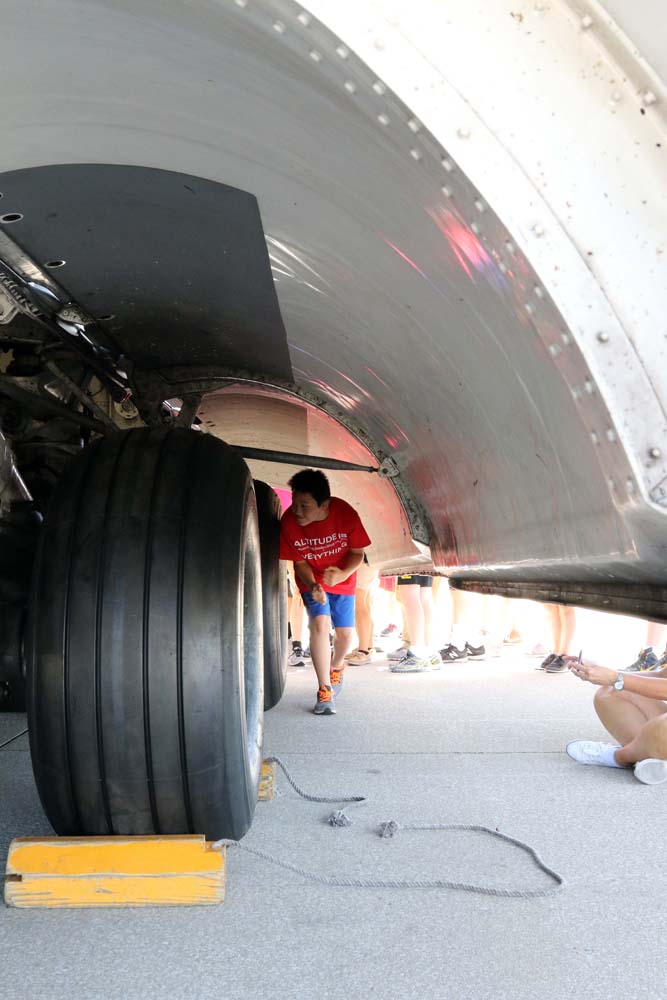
[288, 469, 331, 506]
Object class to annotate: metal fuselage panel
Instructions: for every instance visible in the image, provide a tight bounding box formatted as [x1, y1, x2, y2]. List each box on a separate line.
[1, 0, 666, 592]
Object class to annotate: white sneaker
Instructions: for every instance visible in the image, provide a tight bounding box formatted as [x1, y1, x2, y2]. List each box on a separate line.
[634, 758, 667, 785]
[566, 740, 624, 768]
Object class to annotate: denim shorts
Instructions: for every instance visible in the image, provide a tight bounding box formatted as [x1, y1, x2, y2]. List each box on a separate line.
[301, 590, 356, 628]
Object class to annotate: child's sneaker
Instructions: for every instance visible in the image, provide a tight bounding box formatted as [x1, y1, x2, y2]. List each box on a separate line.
[387, 644, 410, 661]
[330, 666, 345, 694]
[439, 643, 468, 662]
[346, 649, 372, 665]
[380, 624, 398, 637]
[625, 646, 659, 672]
[390, 651, 433, 673]
[288, 646, 305, 667]
[465, 642, 486, 660]
[314, 685, 336, 715]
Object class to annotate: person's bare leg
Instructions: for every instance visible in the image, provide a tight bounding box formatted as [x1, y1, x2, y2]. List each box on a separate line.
[594, 686, 667, 746]
[544, 604, 560, 651]
[398, 584, 424, 648]
[557, 606, 576, 654]
[291, 592, 305, 648]
[616, 713, 667, 765]
[355, 587, 373, 651]
[331, 626, 354, 670]
[420, 587, 434, 648]
[309, 614, 332, 688]
[450, 589, 483, 647]
[646, 621, 667, 649]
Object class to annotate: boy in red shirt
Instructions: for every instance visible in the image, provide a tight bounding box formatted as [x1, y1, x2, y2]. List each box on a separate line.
[280, 469, 371, 715]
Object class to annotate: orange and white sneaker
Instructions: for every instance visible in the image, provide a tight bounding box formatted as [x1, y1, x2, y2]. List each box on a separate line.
[329, 666, 345, 695]
[314, 685, 336, 715]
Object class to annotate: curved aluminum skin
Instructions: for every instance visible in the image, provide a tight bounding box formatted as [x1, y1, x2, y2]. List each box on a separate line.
[1, 0, 666, 609]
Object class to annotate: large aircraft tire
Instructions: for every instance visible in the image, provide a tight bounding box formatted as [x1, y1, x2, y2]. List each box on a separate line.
[254, 480, 288, 710]
[27, 427, 264, 840]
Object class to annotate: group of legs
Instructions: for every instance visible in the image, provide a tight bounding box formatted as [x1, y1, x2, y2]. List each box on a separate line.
[288, 563, 667, 776]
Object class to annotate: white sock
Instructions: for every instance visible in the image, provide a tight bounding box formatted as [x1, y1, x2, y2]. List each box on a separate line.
[601, 743, 624, 768]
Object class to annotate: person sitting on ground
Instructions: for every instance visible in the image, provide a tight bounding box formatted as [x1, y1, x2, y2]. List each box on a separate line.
[279, 469, 371, 716]
[566, 655, 667, 784]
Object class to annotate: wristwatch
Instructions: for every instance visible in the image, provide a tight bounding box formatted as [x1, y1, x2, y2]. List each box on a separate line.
[613, 673, 625, 691]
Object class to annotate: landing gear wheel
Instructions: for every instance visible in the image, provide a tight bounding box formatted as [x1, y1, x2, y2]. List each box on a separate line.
[254, 480, 288, 710]
[28, 428, 264, 840]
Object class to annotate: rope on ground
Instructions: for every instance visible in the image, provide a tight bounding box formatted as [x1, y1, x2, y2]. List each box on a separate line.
[263, 755, 366, 804]
[212, 755, 565, 898]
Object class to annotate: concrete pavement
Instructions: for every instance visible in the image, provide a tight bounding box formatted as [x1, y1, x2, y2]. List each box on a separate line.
[0, 649, 664, 1000]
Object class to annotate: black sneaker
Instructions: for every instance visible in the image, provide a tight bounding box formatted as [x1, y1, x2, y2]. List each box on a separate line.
[545, 654, 568, 673]
[537, 653, 557, 671]
[464, 642, 486, 660]
[439, 643, 468, 662]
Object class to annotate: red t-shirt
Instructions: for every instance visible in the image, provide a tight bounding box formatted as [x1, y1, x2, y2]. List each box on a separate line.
[280, 497, 371, 596]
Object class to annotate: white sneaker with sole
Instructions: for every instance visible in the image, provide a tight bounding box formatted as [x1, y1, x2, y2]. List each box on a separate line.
[566, 740, 625, 768]
[634, 758, 667, 784]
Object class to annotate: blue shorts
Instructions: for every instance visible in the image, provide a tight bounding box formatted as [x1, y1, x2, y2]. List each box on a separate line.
[301, 591, 356, 628]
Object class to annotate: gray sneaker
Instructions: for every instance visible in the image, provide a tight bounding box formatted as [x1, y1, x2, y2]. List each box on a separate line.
[288, 647, 305, 667]
[546, 654, 568, 673]
[387, 644, 411, 661]
[390, 651, 436, 673]
[313, 686, 336, 715]
[537, 653, 557, 670]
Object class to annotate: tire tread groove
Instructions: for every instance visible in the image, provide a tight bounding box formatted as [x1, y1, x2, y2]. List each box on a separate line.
[94, 434, 132, 835]
[142, 431, 166, 834]
[61, 447, 98, 833]
[176, 437, 197, 833]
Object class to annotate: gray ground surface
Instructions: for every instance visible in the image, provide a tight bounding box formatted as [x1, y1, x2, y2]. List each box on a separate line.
[1, 652, 664, 1000]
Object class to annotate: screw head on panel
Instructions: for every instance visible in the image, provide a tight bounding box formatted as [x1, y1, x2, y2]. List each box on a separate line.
[596, 331, 610, 343]
[649, 447, 662, 459]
